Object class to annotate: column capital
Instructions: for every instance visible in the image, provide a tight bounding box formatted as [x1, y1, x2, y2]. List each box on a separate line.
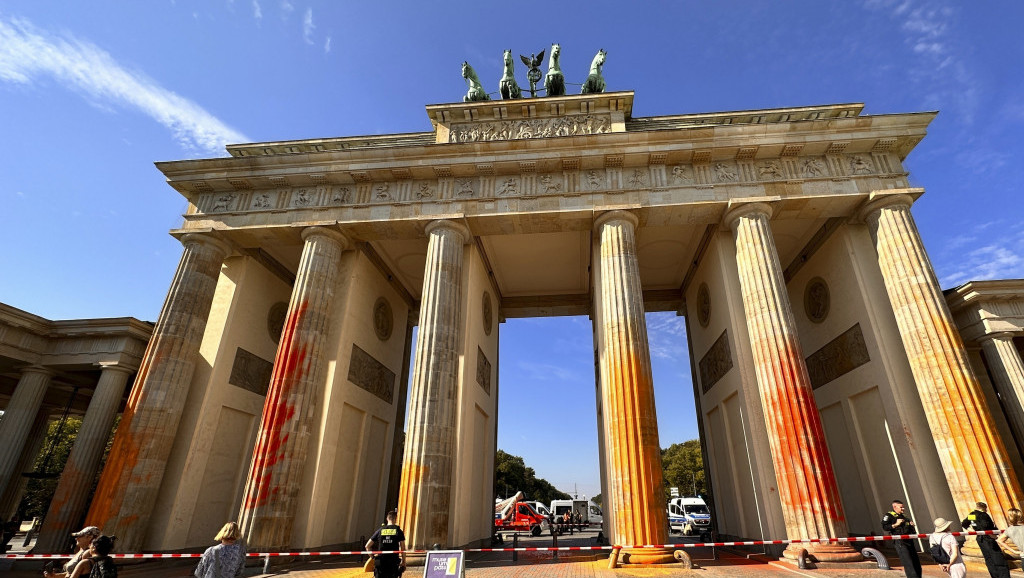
[300, 226, 350, 250]
[856, 189, 923, 223]
[593, 209, 639, 232]
[424, 219, 470, 241]
[96, 362, 136, 375]
[19, 365, 55, 378]
[723, 200, 774, 231]
[180, 232, 232, 258]
[980, 332, 1019, 344]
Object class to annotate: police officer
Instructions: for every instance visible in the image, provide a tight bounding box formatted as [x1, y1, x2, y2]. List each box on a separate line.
[962, 501, 1010, 578]
[365, 510, 406, 578]
[882, 499, 922, 578]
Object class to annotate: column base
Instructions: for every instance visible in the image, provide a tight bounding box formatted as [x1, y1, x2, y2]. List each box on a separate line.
[618, 547, 676, 565]
[783, 542, 865, 563]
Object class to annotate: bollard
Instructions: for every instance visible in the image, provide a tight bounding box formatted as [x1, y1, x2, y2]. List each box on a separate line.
[795, 548, 810, 570]
[861, 547, 890, 570]
[512, 532, 518, 563]
[674, 549, 693, 569]
[608, 546, 621, 569]
[552, 528, 558, 560]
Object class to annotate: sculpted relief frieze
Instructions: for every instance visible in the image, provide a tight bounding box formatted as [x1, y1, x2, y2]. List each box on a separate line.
[195, 152, 903, 214]
[448, 113, 612, 143]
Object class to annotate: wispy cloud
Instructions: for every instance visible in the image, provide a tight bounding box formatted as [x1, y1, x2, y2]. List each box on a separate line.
[251, 0, 262, 23]
[324, 35, 331, 54]
[0, 15, 248, 154]
[280, 0, 294, 19]
[646, 312, 687, 360]
[864, 0, 977, 124]
[302, 7, 314, 44]
[938, 221, 1024, 286]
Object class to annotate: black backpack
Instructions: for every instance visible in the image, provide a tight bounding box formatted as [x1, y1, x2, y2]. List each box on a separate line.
[929, 541, 950, 564]
[89, 556, 118, 578]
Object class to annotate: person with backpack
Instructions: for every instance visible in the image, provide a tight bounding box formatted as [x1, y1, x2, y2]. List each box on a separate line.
[962, 501, 1010, 578]
[929, 518, 965, 578]
[881, 499, 922, 578]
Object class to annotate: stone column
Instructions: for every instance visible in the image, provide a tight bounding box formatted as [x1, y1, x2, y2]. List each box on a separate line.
[238, 227, 348, 550]
[594, 210, 673, 565]
[862, 193, 1024, 522]
[0, 409, 50, 522]
[36, 364, 134, 552]
[726, 202, 861, 562]
[397, 219, 468, 550]
[980, 333, 1024, 451]
[85, 233, 231, 551]
[0, 367, 54, 500]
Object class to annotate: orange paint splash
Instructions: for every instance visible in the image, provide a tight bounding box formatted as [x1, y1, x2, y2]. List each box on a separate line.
[243, 302, 308, 510]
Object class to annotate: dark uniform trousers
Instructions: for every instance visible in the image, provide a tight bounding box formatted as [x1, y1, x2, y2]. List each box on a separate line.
[881, 510, 921, 578]
[963, 510, 1010, 578]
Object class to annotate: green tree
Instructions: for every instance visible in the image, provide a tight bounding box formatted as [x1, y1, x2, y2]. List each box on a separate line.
[17, 417, 82, 521]
[661, 439, 707, 500]
[494, 450, 571, 504]
[591, 493, 601, 507]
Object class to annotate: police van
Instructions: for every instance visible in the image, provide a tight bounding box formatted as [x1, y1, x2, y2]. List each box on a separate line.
[667, 496, 711, 535]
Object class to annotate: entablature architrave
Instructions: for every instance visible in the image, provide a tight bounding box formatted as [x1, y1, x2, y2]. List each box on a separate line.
[160, 111, 933, 209]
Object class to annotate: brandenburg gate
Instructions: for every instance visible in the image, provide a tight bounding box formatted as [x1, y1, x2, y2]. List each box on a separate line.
[66, 90, 1023, 563]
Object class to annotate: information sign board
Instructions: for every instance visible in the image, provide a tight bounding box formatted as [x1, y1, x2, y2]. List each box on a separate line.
[423, 550, 465, 578]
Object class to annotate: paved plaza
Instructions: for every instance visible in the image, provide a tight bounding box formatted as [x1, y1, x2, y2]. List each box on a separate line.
[6, 529, 1022, 578]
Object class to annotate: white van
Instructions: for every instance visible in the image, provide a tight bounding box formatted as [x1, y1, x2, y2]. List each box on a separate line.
[667, 497, 711, 535]
[549, 498, 590, 522]
[587, 502, 603, 526]
[526, 501, 551, 517]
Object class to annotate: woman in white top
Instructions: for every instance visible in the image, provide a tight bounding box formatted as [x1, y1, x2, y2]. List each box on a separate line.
[997, 507, 1024, 558]
[42, 526, 101, 578]
[929, 517, 965, 578]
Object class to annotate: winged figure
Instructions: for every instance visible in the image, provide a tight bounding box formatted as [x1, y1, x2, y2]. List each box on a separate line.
[519, 49, 545, 97]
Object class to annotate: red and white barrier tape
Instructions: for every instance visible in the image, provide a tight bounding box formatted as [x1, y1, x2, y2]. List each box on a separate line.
[1, 529, 1001, 559]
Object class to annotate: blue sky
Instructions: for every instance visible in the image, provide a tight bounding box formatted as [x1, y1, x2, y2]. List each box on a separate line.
[2, 1, 1023, 500]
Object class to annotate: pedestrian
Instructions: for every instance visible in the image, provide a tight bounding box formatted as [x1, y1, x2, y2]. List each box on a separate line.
[929, 518, 965, 578]
[997, 507, 1024, 558]
[86, 535, 117, 578]
[882, 499, 922, 578]
[42, 526, 101, 578]
[193, 522, 247, 578]
[365, 510, 405, 578]
[962, 501, 1010, 577]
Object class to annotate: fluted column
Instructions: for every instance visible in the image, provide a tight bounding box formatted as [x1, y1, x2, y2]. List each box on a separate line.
[239, 226, 348, 550]
[862, 193, 1024, 522]
[980, 333, 1024, 451]
[0, 409, 50, 521]
[36, 364, 134, 552]
[397, 219, 468, 550]
[86, 233, 230, 551]
[594, 210, 673, 564]
[0, 367, 54, 500]
[726, 202, 861, 562]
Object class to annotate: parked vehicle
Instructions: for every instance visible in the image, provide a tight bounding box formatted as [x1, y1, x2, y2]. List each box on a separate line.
[587, 502, 603, 526]
[549, 498, 590, 523]
[495, 493, 549, 537]
[667, 497, 711, 536]
[526, 501, 551, 517]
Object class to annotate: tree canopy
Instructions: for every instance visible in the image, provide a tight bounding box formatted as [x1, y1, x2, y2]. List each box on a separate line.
[494, 450, 571, 504]
[661, 439, 707, 500]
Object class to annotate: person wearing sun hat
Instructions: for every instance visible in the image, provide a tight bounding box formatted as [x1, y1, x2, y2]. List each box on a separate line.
[42, 526, 101, 578]
[929, 517, 965, 578]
